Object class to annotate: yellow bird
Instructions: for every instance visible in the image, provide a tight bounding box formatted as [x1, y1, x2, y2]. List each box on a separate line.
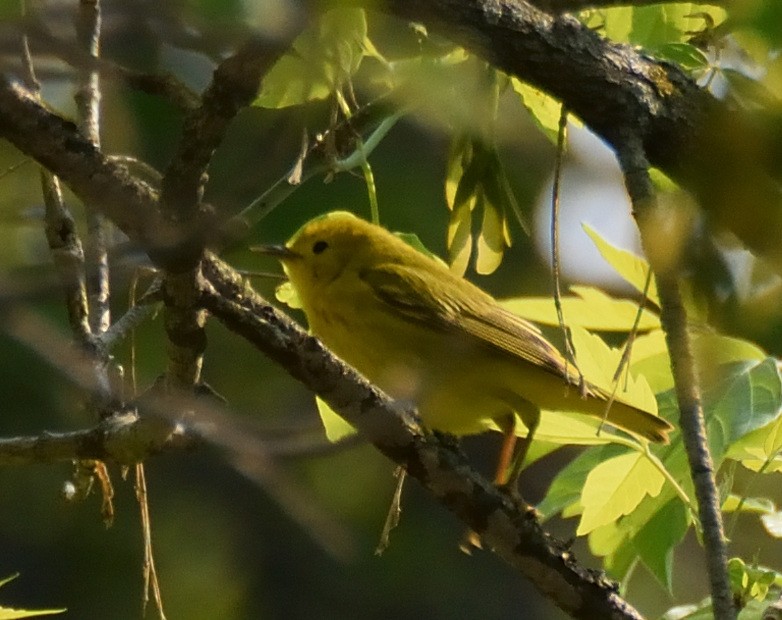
[256, 211, 672, 489]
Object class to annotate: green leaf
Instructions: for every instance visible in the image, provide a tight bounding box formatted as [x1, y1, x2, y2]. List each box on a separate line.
[475, 192, 509, 275]
[275, 280, 302, 309]
[727, 412, 782, 474]
[537, 446, 623, 519]
[0, 576, 16, 590]
[501, 286, 660, 332]
[627, 330, 673, 394]
[693, 333, 767, 366]
[633, 499, 689, 591]
[0, 609, 66, 619]
[722, 494, 775, 514]
[510, 78, 570, 142]
[445, 135, 469, 208]
[254, 8, 368, 108]
[653, 43, 710, 72]
[446, 199, 472, 277]
[703, 358, 782, 462]
[583, 224, 659, 305]
[588, 520, 629, 558]
[583, 7, 633, 44]
[583, 4, 726, 49]
[728, 557, 782, 606]
[315, 396, 357, 442]
[570, 325, 658, 415]
[577, 452, 665, 535]
[394, 232, 446, 266]
[531, 410, 627, 446]
[0, 575, 65, 619]
[444, 135, 519, 275]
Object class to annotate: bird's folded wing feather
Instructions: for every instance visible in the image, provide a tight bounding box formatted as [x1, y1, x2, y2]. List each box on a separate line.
[361, 263, 571, 381]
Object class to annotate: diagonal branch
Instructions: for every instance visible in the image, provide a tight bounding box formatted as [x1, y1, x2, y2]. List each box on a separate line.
[367, 0, 782, 274]
[201, 254, 644, 620]
[160, 37, 291, 225]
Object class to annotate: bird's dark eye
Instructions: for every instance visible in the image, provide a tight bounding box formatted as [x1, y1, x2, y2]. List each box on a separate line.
[312, 240, 329, 254]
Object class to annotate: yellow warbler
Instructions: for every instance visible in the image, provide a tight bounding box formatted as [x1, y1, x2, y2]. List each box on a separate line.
[256, 211, 672, 487]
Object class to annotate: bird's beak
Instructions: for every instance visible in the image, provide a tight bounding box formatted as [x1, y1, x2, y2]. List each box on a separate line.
[249, 244, 301, 260]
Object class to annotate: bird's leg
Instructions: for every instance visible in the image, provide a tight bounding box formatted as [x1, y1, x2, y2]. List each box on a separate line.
[492, 413, 518, 487]
[460, 412, 517, 553]
[499, 407, 540, 498]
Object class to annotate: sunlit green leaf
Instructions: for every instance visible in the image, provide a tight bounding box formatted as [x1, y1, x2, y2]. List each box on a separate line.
[530, 409, 627, 446]
[729, 557, 781, 606]
[582, 4, 726, 49]
[722, 494, 775, 514]
[583, 224, 659, 305]
[501, 286, 660, 332]
[570, 325, 658, 415]
[510, 78, 570, 142]
[275, 280, 302, 309]
[316, 396, 357, 442]
[0, 608, 65, 619]
[255, 8, 368, 108]
[626, 330, 673, 394]
[728, 421, 782, 474]
[475, 193, 508, 275]
[588, 520, 628, 558]
[0, 576, 65, 619]
[577, 452, 665, 535]
[447, 200, 472, 276]
[694, 333, 767, 366]
[537, 446, 623, 520]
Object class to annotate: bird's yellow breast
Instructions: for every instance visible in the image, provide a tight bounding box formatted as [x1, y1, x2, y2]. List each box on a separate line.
[299, 272, 529, 435]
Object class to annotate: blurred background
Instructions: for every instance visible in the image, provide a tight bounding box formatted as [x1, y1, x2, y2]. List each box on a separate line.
[1, 1, 781, 618]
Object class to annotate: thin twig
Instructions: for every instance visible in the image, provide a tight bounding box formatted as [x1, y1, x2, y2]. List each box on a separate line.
[618, 142, 735, 620]
[136, 464, 167, 620]
[550, 106, 584, 390]
[75, 0, 111, 336]
[19, 16, 92, 343]
[22, 14, 199, 111]
[221, 96, 401, 246]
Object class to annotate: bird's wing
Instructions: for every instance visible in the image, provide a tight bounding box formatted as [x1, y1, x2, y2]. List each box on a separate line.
[361, 263, 570, 380]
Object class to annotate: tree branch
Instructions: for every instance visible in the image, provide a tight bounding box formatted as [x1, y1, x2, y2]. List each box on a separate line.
[530, 0, 729, 12]
[22, 14, 199, 111]
[368, 0, 782, 275]
[74, 0, 111, 337]
[160, 37, 289, 225]
[201, 254, 644, 620]
[618, 143, 735, 620]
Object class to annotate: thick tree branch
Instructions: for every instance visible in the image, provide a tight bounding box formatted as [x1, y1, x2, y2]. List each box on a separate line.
[531, 0, 729, 12]
[0, 414, 192, 466]
[160, 37, 288, 225]
[201, 255, 643, 620]
[158, 37, 290, 391]
[368, 0, 782, 274]
[0, 76, 191, 264]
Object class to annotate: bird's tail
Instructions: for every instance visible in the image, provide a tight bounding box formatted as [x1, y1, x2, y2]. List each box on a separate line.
[588, 386, 673, 444]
